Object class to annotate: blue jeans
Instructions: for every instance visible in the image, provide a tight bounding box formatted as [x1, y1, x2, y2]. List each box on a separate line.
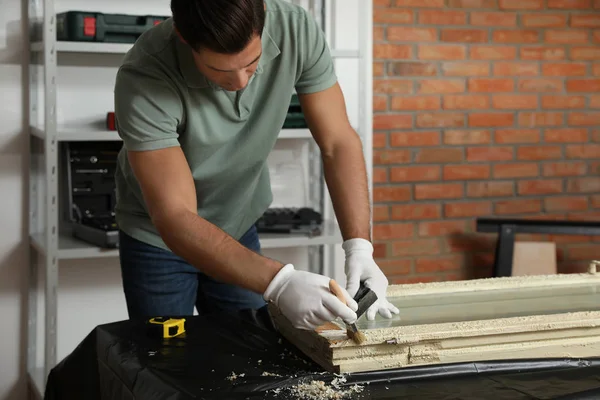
[118, 225, 267, 319]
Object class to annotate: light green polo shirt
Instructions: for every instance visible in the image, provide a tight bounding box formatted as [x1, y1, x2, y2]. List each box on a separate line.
[113, 0, 337, 251]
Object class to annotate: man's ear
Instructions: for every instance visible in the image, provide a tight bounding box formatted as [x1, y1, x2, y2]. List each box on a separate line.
[173, 25, 187, 44]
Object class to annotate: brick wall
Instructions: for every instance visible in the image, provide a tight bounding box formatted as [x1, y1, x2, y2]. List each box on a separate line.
[372, 0, 600, 283]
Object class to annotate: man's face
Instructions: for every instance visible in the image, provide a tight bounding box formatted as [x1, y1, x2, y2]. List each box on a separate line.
[192, 35, 262, 92]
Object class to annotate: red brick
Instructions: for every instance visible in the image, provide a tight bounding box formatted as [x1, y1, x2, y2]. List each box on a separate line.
[373, 8, 414, 24]
[391, 204, 441, 220]
[471, 12, 517, 26]
[374, 114, 413, 130]
[387, 27, 437, 42]
[373, 205, 390, 222]
[571, 15, 600, 27]
[596, 0, 600, 8]
[373, 133, 387, 148]
[521, 14, 568, 27]
[419, 10, 467, 24]
[545, 30, 590, 44]
[495, 129, 540, 143]
[377, 259, 412, 276]
[469, 113, 515, 127]
[374, 243, 389, 260]
[518, 179, 564, 195]
[468, 78, 514, 92]
[374, 79, 414, 94]
[392, 239, 441, 256]
[415, 183, 464, 200]
[567, 79, 600, 92]
[441, 62, 490, 77]
[390, 166, 441, 182]
[543, 161, 587, 177]
[545, 196, 589, 211]
[419, 79, 466, 94]
[419, 220, 469, 237]
[595, 31, 600, 43]
[443, 94, 490, 110]
[391, 96, 440, 111]
[373, 149, 411, 164]
[493, 163, 539, 178]
[416, 112, 465, 128]
[592, 195, 600, 207]
[566, 144, 600, 158]
[373, 167, 388, 183]
[595, 64, 600, 76]
[542, 62, 587, 76]
[467, 181, 515, 197]
[373, 62, 385, 77]
[396, 0, 445, 6]
[493, 29, 540, 43]
[390, 131, 440, 147]
[441, 29, 488, 43]
[374, 0, 391, 5]
[373, 186, 412, 202]
[541, 95, 586, 109]
[415, 148, 464, 163]
[544, 128, 589, 142]
[499, 0, 544, 8]
[390, 275, 443, 284]
[373, 95, 388, 111]
[493, 62, 539, 76]
[520, 47, 566, 60]
[374, 44, 413, 59]
[492, 94, 538, 109]
[373, 223, 415, 240]
[443, 130, 491, 144]
[447, 0, 497, 6]
[415, 255, 464, 273]
[549, 0, 592, 7]
[443, 164, 491, 180]
[518, 145, 563, 160]
[568, 112, 600, 126]
[567, 177, 600, 193]
[470, 46, 517, 60]
[518, 112, 564, 127]
[591, 95, 600, 108]
[569, 211, 600, 222]
[569, 245, 600, 261]
[571, 47, 600, 60]
[444, 201, 493, 217]
[495, 199, 543, 214]
[466, 147, 514, 161]
[389, 62, 437, 77]
[374, 26, 385, 42]
[419, 45, 466, 60]
[519, 78, 564, 92]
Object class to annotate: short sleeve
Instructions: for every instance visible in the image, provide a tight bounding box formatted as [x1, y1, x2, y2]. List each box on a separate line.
[294, 10, 338, 94]
[114, 65, 183, 151]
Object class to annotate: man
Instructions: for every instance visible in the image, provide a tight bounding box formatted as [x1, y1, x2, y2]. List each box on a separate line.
[113, 0, 399, 331]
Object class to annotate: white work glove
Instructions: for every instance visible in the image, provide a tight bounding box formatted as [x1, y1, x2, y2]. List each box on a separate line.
[343, 238, 400, 320]
[263, 264, 358, 330]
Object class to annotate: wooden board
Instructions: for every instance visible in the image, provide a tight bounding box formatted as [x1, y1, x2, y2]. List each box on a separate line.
[268, 262, 600, 373]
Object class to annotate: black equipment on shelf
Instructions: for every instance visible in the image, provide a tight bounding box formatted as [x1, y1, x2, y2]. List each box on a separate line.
[64, 141, 121, 248]
[256, 207, 323, 237]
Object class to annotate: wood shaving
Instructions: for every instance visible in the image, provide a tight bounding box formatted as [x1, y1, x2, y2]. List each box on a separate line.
[276, 379, 364, 399]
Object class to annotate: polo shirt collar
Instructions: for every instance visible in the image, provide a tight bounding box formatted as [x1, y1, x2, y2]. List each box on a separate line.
[176, 27, 281, 89]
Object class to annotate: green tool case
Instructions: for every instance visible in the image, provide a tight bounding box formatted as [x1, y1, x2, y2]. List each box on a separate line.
[56, 11, 169, 43]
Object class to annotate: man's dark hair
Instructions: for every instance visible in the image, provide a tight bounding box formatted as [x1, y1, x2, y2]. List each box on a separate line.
[171, 0, 265, 54]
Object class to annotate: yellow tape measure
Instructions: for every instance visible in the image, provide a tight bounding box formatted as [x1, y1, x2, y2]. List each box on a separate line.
[148, 317, 186, 338]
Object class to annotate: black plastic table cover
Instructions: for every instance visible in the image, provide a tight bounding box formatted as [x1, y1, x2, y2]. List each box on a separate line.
[45, 306, 600, 400]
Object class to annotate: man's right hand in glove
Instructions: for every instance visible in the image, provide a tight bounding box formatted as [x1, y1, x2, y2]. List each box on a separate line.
[263, 264, 358, 330]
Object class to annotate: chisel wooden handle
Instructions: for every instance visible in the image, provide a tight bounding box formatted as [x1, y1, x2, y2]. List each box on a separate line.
[329, 279, 347, 306]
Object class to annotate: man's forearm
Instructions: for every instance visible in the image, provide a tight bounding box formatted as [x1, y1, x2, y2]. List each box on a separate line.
[154, 210, 284, 294]
[322, 131, 372, 242]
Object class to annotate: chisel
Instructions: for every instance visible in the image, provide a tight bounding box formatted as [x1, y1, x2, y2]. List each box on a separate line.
[329, 280, 378, 345]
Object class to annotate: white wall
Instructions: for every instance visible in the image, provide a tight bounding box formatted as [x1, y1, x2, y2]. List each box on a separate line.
[0, 0, 364, 398]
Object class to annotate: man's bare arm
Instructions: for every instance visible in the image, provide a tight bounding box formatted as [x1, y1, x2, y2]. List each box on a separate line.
[298, 82, 371, 242]
[126, 146, 284, 293]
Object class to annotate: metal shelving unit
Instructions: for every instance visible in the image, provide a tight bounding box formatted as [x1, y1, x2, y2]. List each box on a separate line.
[26, 0, 372, 398]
